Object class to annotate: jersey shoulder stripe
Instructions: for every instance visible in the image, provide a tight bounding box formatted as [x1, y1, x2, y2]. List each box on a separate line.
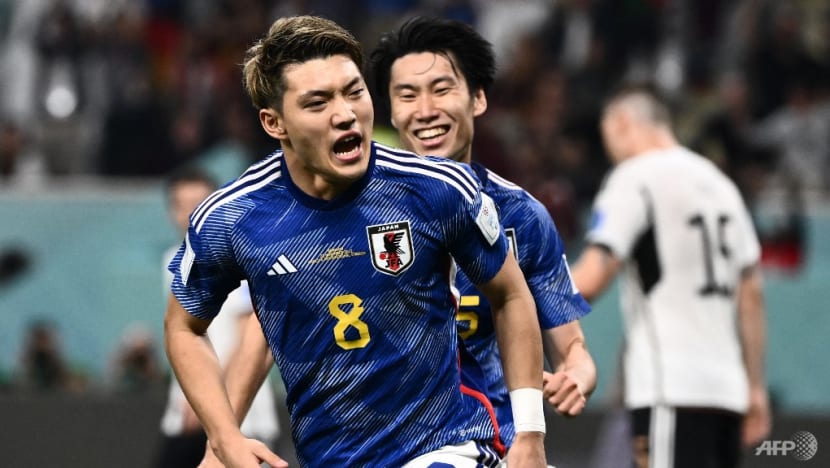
[377, 144, 478, 196]
[375, 144, 478, 203]
[481, 167, 546, 217]
[484, 168, 522, 191]
[192, 154, 277, 218]
[192, 151, 283, 232]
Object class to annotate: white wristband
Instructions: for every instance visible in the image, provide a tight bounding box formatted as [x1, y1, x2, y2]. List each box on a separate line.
[509, 388, 546, 433]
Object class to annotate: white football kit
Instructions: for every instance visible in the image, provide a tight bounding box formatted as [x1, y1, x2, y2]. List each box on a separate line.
[586, 146, 760, 413]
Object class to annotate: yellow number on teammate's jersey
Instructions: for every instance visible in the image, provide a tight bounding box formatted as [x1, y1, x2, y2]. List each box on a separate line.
[328, 294, 371, 350]
[457, 295, 480, 339]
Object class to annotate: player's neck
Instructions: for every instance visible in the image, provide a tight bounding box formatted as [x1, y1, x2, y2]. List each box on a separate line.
[456, 147, 473, 165]
[630, 130, 678, 159]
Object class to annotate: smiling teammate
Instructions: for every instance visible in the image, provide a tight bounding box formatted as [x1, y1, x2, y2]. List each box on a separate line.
[369, 16, 596, 448]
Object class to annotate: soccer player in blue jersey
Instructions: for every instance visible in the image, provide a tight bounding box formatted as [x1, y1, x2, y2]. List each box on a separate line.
[163, 15, 548, 468]
[369, 16, 598, 448]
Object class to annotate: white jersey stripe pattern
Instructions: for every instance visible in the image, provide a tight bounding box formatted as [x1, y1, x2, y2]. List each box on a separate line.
[649, 405, 676, 468]
[483, 168, 521, 190]
[191, 155, 283, 232]
[193, 161, 283, 233]
[375, 145, 478, 202]
[192, 155, 278, 222]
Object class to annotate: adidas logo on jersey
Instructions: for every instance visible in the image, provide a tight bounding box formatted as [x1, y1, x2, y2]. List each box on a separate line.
[267, 255, 298, 276]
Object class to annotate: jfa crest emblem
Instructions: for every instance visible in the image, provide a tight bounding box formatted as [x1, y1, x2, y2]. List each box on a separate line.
[367, 221, 414, 276]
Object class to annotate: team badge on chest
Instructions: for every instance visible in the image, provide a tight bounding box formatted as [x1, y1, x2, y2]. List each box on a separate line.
[366, 221, 414, 276]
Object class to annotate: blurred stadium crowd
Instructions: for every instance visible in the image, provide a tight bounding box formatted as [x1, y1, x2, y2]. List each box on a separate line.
[1, 0, 829, 391]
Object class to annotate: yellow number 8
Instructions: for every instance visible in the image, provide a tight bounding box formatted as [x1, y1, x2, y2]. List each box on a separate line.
[328, 294, 371, 350]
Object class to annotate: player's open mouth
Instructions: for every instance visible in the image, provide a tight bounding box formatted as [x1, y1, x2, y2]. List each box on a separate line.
[333, 134, 363, 161]
[414, 126, 449, 141]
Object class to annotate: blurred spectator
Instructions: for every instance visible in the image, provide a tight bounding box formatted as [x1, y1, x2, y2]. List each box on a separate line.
[0, 119, 47, 190]
[537, 0, 601, 75]
[95, 6, 178, 177]
[539, 4, 615, 127]
[0, 245, 31, 286]
[0, 0, 827, 236]
[588, 0, 666, 81]
[473, 0, 551, 70]
[97, 68, 178, 176]
[34, 0, 86, 120]
[168, 104, 210, 166]
[745, 1, 821, 119]
[485, 64, 601, 240]
[747, 74, 830, 194]
[108, 322, 164, 393]
[31, 0, 100, 175]
[16, 319, 85, 392]
[1, 0, 44, 126]
[189, 93, 267, 185]
[485, 30, 548, 118]
[690, 71, 777, 204]
[679, 0, 736, 90]
[433, 0, 477, 24]
[758, 176, 807, 274]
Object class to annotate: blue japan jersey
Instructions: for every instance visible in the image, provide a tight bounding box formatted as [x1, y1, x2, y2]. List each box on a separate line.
[457, 163, 591, 446]
[169, 143, 509, 467]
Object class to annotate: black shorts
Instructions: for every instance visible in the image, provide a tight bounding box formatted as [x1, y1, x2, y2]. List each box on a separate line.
[630, 406, 742, 468]
[154, 430, 208, 468]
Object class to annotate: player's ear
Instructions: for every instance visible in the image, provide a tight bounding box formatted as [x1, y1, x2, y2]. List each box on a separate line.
[260, 108, 287, 139]
[472, 88, 487, 117]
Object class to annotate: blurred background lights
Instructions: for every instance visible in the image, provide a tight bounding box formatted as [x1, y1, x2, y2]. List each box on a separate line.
[44, 84, 78, 119]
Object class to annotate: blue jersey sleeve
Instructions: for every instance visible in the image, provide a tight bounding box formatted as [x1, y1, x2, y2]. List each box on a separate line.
[518, 197, 590, 329]
[168, 221, 244, 321]
[441, 165, 509, 286]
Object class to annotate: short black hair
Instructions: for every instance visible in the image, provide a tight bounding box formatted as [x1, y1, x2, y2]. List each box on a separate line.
[369, 16, 496, 114]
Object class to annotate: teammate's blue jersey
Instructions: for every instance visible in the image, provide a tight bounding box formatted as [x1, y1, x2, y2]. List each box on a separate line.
[169, 142, 509, 467]
[457, 162, 591, 445]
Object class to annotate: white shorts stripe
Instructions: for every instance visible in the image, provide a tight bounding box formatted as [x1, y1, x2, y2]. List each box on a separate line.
[402, 440, 501, 468]
[650, 405, 676, 468]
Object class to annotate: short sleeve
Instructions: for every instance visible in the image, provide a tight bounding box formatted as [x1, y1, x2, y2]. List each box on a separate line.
[585, 167, 650, 260]
[444, 173, 509, 286]
[518, 199, 590, 329]
[168, 223, 244, 320]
